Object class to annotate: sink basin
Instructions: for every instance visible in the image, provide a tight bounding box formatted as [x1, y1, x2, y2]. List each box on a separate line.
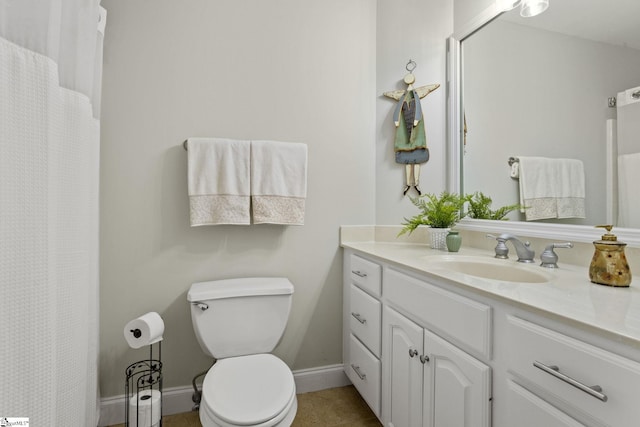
[423, 255, 551, 283]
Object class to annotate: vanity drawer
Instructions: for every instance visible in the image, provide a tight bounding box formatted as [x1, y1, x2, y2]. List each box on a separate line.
[350, 254, 381, 297]
[506, 315, 640, 425]
[350, 284, 381, 357]
[505, 380, 586, 427]
[348, 334, 381, 417]
[385, 268, 492, 359]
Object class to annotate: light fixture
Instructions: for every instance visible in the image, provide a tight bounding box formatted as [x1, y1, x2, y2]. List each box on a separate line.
[520, 0, 549, 17]
[496, 0, 549, 17]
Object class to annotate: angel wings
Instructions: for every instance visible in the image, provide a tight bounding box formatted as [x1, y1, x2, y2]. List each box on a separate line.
[383, 83, 440, 101]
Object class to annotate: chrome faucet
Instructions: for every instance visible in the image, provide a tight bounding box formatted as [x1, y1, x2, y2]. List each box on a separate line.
[488, 233, 536, 263]
[540, 242, 573, 268]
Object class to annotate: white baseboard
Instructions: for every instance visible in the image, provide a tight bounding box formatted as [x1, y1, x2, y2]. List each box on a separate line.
[98, 364, 350, 426]
[291, 363, 350, 394]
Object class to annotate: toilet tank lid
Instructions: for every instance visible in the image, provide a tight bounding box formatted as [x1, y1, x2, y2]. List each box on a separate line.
[187, 277, 294, 302]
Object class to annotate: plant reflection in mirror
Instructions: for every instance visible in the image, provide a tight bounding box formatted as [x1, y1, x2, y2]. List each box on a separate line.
[399, 191, 523, 237]
[465, 191, 521, 220]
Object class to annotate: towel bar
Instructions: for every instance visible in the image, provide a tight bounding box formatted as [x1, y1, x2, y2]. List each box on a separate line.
[183, 140, 188, 150]
[508, 156, 519, 166]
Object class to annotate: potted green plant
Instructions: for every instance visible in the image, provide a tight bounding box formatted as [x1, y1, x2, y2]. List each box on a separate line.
[399, 191, 466, 249]
[465, 191, 521, 220]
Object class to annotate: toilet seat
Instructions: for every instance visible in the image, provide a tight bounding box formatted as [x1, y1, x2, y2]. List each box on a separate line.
[200, 353, 296, 427]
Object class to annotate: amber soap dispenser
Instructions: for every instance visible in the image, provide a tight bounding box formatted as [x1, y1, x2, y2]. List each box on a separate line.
[589, 225, 631, 287]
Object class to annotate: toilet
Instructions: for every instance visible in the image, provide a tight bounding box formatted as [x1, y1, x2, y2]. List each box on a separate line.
[187, 277, 297, 427]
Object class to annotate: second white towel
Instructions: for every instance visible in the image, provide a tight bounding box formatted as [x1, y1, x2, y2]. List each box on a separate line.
[250, 140, 308, 225]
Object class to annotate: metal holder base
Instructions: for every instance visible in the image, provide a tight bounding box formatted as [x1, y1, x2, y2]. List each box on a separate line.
[125, 342, 163, 427]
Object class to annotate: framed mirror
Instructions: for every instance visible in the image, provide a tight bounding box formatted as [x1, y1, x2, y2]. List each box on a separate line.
[448, 0, 640, 246]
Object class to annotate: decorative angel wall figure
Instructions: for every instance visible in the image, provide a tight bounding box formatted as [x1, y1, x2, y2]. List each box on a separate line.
[384, 60, 439, 196]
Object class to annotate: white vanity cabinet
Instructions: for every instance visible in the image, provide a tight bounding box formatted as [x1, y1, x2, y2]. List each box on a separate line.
[383, 306, 491, 427]
[501, 315, 640, 427]
[343, 254, 383, 417]
[343, 251, 492, 427]
[342, 246, 640, 427]
[381, 269, 492, 427]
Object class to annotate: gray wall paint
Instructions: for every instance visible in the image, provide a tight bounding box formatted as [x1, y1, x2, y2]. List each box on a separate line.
[454, 0, 493, 34]
[375, 0, 453, 225]
[99, 0, 376, 397]
[99, 0, 456, 399]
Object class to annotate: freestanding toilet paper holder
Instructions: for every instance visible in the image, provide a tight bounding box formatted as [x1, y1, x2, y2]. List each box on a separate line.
[125, 341, 163, 427]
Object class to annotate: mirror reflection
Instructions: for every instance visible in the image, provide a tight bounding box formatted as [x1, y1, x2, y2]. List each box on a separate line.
[461, 0, 640, 228]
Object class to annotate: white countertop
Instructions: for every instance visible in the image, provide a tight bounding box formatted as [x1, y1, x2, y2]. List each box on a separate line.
[341, 237, 640, 348]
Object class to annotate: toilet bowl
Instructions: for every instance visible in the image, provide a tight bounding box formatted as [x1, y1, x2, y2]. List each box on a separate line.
[188, 278, 297, 427]
[199, 354, 297, 427]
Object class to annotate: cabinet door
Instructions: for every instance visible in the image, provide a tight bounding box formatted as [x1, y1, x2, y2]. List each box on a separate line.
[383, 307, 424, 427]
[423, 329, 491, 427]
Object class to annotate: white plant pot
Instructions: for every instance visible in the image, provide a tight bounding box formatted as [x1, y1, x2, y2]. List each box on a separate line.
[428, 227, 450, 250]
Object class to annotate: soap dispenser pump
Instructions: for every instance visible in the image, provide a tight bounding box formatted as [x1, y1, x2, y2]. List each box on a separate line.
[589, 225, 631, 287]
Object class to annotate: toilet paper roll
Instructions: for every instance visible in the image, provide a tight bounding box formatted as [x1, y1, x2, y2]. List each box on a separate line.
[129, 389, 161, 427]
[124, 312, 164, 349]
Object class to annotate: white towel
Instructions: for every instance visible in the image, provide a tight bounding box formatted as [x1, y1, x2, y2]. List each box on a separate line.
[555, 158, 586, 219]
[518, 156, 585, 221]
[250, 140, 308, 225]
[618, 153, 640, 228]
[187, 137, 250, 226]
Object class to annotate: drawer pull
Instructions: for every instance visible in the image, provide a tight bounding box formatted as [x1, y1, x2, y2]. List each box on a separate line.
[351, 364, 367, 380]
[420, 354, 429, 364]
[352, 270, 368, 278]
[533, 361, 608, 402]
[409, 348, 419, 358]
[351, 312, 367, 324]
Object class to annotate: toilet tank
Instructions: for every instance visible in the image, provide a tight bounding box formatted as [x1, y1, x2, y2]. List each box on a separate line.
[187, 277, 294, 359]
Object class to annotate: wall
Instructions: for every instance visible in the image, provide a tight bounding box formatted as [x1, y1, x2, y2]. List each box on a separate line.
[99, 0, 376, 398]
[463, 20, 640, 224]
[375, 0, 454, 225]
[454, 0, 494, 34]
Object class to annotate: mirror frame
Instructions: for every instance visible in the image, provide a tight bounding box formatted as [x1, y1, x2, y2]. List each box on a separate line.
[446, 3, 640, 247]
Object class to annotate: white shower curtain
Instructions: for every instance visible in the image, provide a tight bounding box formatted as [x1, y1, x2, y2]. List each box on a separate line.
[617, 86, 640, 228]
[0, 1, 104, 425]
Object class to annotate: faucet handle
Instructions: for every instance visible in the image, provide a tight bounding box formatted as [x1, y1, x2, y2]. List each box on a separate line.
[540, 242, 574, 268]
[487, 234, 509, 259]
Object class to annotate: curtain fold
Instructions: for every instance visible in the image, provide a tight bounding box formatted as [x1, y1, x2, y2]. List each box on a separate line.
[0, 0, 103, 115]
[0, 1, 104, 425]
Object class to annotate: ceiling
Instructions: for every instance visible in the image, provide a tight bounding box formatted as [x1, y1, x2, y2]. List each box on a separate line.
[502, 0, 640, 51]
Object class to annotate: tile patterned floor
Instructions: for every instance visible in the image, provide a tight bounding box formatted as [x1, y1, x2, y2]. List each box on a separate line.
[109, 385, 381, 427]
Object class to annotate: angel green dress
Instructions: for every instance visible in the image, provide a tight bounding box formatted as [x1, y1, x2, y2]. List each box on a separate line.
[393, 89, 429, 164]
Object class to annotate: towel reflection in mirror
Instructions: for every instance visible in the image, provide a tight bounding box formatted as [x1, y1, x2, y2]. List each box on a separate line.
[516, 156, 586, 221]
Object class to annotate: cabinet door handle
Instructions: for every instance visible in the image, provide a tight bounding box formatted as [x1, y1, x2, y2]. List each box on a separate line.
[420, 354, 429, 364]
[351, 312, 367, 324]
[409, 348, 419, 358]
[533, 361, 608, 402]
[352, 270, 368, 278]
[351, 364, 367, 380]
